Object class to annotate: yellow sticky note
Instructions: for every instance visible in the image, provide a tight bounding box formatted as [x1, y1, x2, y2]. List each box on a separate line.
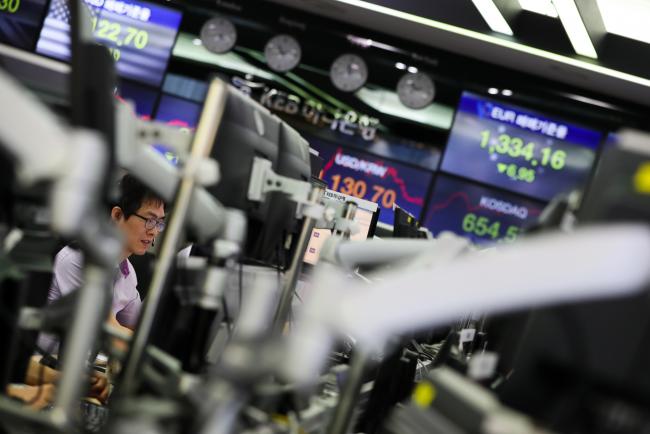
[633, 162, 650, 195]
[413, 382, 436, 408]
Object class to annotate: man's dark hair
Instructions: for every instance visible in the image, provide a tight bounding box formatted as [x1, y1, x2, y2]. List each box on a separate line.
[113, 174, 165, 218]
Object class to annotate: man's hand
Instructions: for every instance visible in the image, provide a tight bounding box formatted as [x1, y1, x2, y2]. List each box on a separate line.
[6, 384, 56, 410]
[107, 314, 134, 335]
[107, 314, 133, 354]
[88, 372, 110, 404]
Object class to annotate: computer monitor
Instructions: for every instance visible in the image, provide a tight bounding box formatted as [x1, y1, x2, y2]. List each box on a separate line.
[278, 124, 312, 217]
[303, 189, 379, 265]
[147, 81, 311, 370]
[578, 144, 650, 223]
[206, 85, 311, 267]
[497, 292, 650, 433]
[322, 188, 379, 241]
[0, 129, 62, 389]
[69, 0, 117, 204]
[309, 148, 325, 179]
[393, 205, 427, 239]
[271, 122, 312, 260]
[493, 144, 650, 432]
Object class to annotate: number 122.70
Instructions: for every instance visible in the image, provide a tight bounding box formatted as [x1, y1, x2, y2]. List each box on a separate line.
[91, 17, 149, 49]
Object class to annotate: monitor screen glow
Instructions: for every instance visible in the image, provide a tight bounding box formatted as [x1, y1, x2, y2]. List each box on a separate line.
[308, 135, 433, 226]
[303, 191, 377, 265]
[36, 0, 181, 86]
[154, 94, 202, 128]
[423, 174, 545, 245]
[0, 0, 49, 50]
[117, 79, 157, 118]
[441, 92, 601, 201]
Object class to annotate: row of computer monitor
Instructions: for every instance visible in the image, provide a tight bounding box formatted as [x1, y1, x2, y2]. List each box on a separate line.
[137, 84, 600, 247]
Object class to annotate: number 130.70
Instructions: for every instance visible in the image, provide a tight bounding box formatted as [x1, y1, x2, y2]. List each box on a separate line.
[330, 175, 396, 209]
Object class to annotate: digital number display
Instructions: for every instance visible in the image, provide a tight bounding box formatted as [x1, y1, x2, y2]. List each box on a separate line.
[36, 0, 181, 86]
[0, 0, 21, 13]
[90, 15, 149, 61]
[0, 0, 48, 49]
[308, 135, 433, 226]
[441, 92, 601, 201]
[423, 174, 545, 245]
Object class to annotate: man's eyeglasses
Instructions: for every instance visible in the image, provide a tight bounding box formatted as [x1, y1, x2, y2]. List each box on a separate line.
[132, 213, 166, 232]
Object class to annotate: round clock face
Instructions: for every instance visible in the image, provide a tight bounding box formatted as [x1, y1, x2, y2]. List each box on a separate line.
[200, 17, 237, 54]
[264, 34, 301, 72]
[330, 54, 368, 92]
[397, 72, 435, 109]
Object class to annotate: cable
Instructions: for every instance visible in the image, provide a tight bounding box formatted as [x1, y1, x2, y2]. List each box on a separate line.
[238, 261, 243, 316]
[409, 339, 435, 362]
[33, 345, 58, 369]
[180, 258, 192, 305]
[240, 257, 283, 271]
[277, 241, 296, 328]
[23, 341, 56, 407]
[221, 294, 233, 339]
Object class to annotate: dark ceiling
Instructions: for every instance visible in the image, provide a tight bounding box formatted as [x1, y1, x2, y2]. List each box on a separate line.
[260, 0, 650, 109]
[164, 0, 650, 146]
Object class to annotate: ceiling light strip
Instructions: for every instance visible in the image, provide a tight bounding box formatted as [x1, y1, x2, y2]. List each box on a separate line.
[471, 0, 514, 35]
[518, 0, 558, 17]
[330, 0, 650, 88]
[552, 0, 598, 58]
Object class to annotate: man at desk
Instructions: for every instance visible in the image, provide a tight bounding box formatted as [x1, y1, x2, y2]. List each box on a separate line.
[40, 173, 166, 349]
